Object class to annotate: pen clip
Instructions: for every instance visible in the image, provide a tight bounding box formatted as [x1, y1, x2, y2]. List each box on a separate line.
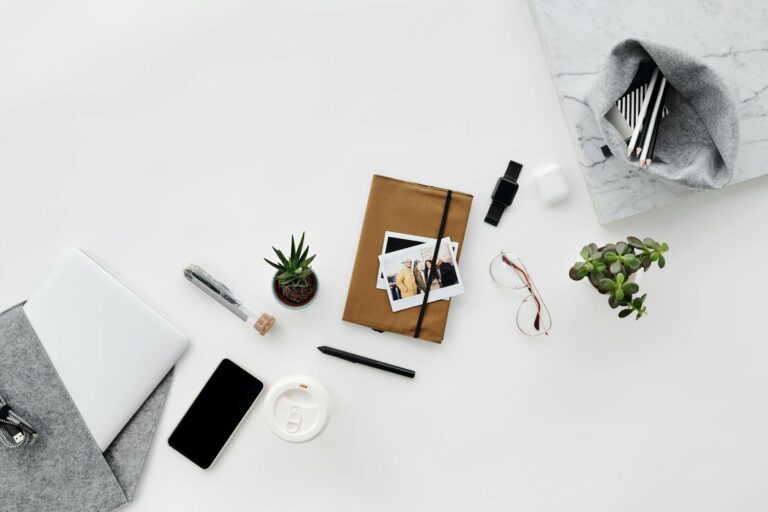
[185, 265, 242, 307]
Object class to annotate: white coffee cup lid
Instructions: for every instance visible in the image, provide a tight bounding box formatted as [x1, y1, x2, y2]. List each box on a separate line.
[264, 374, 331, 443]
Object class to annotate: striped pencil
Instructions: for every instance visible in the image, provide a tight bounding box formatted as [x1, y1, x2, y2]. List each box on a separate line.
[626, 67, 660, 157]
[639, 76, 667, 167]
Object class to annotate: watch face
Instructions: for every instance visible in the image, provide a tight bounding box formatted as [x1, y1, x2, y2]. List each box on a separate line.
[492, 178, 518, 205]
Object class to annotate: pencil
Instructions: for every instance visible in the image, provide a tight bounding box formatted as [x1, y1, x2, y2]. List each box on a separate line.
[644, 81, 669, 167]
[626, 67, 660, 157]
[639, 76, 667, 167]
[634, 73, 664, 157]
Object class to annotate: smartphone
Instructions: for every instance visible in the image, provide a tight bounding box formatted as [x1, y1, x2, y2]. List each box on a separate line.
[168, 359, 263, 469]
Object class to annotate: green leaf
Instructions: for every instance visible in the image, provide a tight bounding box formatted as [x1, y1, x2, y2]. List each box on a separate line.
[303, 254, 317, 267]
[598, 278, 615, 292]
[603, 252, 618, 262]
[290, 235, 296, 260]
[615, 273, 625, 285]
[614, 288, 624, 301]
[299, 246, 309, 263]
[610, 261, 622, 274]
[580, 246, 590, 259]
[623, 253, 637, 263]
[608, 295, 620, 309]
[594, 262, 606, 273]
[627, 236, 645, 249]
[577, 267, 589, 278]
[660, 242, 669, 252]
[650, 252, 659, 262]
[589, 270, 604, 284]
[616, 242, 628, 255]
[273, 248, 289, 267]
[618, 309, 633, 318]
[643, 238, 657, 248]
[296, 232, 305, 261]
[623, 282, 639, 295]
[264, 258, 283, 271]
[628, 258, 641, 270]
[658, 255, 666, 268]
[569, 267, 582, 280]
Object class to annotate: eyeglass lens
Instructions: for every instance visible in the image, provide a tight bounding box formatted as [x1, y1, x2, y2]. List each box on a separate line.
[490, 252, 551, 336]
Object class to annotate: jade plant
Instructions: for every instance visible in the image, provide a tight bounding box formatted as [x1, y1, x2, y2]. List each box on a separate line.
[569, 236, 669, 319]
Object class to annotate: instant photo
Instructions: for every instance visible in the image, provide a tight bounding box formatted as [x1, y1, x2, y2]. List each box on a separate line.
[378, 237, 464, 313]
[377, 232, 459, 290]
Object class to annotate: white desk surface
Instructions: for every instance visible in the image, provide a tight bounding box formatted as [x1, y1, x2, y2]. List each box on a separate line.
[1, 1, 767, 511]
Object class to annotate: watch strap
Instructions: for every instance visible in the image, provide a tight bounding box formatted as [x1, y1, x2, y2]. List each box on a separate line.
[504, 160, 523, 181]
[484, 201, 506, 226]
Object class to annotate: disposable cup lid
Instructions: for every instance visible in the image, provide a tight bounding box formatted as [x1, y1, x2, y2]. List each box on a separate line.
[264, 375, 331, 443]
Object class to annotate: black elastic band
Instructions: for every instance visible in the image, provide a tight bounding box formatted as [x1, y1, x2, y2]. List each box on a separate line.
[414, 190, 452, 338]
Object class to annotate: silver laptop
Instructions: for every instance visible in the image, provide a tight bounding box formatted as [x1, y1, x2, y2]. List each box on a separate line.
[24, 249, 189, 451]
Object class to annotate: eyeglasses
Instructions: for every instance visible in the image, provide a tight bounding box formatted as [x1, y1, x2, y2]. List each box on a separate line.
[489, 252, 552, 336]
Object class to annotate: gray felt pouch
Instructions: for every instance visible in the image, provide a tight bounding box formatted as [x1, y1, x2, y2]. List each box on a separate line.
[0, 303, 172, 511]
[587, 39, 740, 189]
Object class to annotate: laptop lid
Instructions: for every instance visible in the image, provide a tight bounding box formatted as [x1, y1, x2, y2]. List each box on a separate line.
[24, 249, 189, 451]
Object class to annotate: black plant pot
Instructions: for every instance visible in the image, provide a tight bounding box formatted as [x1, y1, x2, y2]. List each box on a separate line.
[272, 272, 318, 309]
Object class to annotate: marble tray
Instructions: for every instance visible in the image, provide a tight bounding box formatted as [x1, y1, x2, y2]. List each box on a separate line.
[528, 0, 768, 223]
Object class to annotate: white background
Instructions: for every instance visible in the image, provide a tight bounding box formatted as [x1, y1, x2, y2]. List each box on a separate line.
[1, 1, 767, 511]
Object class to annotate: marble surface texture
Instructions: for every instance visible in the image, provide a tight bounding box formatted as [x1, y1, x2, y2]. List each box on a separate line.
[528, 0, 768, 223]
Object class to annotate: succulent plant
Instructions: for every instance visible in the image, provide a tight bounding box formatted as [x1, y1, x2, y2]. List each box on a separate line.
[569, 236, 669, 320]
[264, 232, 316, 291]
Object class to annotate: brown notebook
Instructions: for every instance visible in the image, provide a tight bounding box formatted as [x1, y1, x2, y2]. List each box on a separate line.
[342, 175, 473, 343]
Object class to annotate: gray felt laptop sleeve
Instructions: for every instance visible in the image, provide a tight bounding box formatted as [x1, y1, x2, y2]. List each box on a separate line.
[0, 303, 172, 511]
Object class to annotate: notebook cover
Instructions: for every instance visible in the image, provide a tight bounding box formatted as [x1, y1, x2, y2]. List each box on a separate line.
[342, 175, 473, 343]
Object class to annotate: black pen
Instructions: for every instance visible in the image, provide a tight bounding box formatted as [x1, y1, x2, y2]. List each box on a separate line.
[317, 346, 415, 379]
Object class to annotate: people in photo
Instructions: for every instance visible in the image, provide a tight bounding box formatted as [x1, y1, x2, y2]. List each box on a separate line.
[413, 260, 426, 293]
[395, 259, 418, 298]
[424, 259, 441, 290]
[437, 258, 458, 287]
[387, 275, 401, 301]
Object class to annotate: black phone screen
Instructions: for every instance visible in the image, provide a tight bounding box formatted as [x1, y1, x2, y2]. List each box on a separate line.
[168, 359, 263, 469]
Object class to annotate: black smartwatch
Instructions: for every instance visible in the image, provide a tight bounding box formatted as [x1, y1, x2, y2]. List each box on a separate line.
[485, 160, 523, 226]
